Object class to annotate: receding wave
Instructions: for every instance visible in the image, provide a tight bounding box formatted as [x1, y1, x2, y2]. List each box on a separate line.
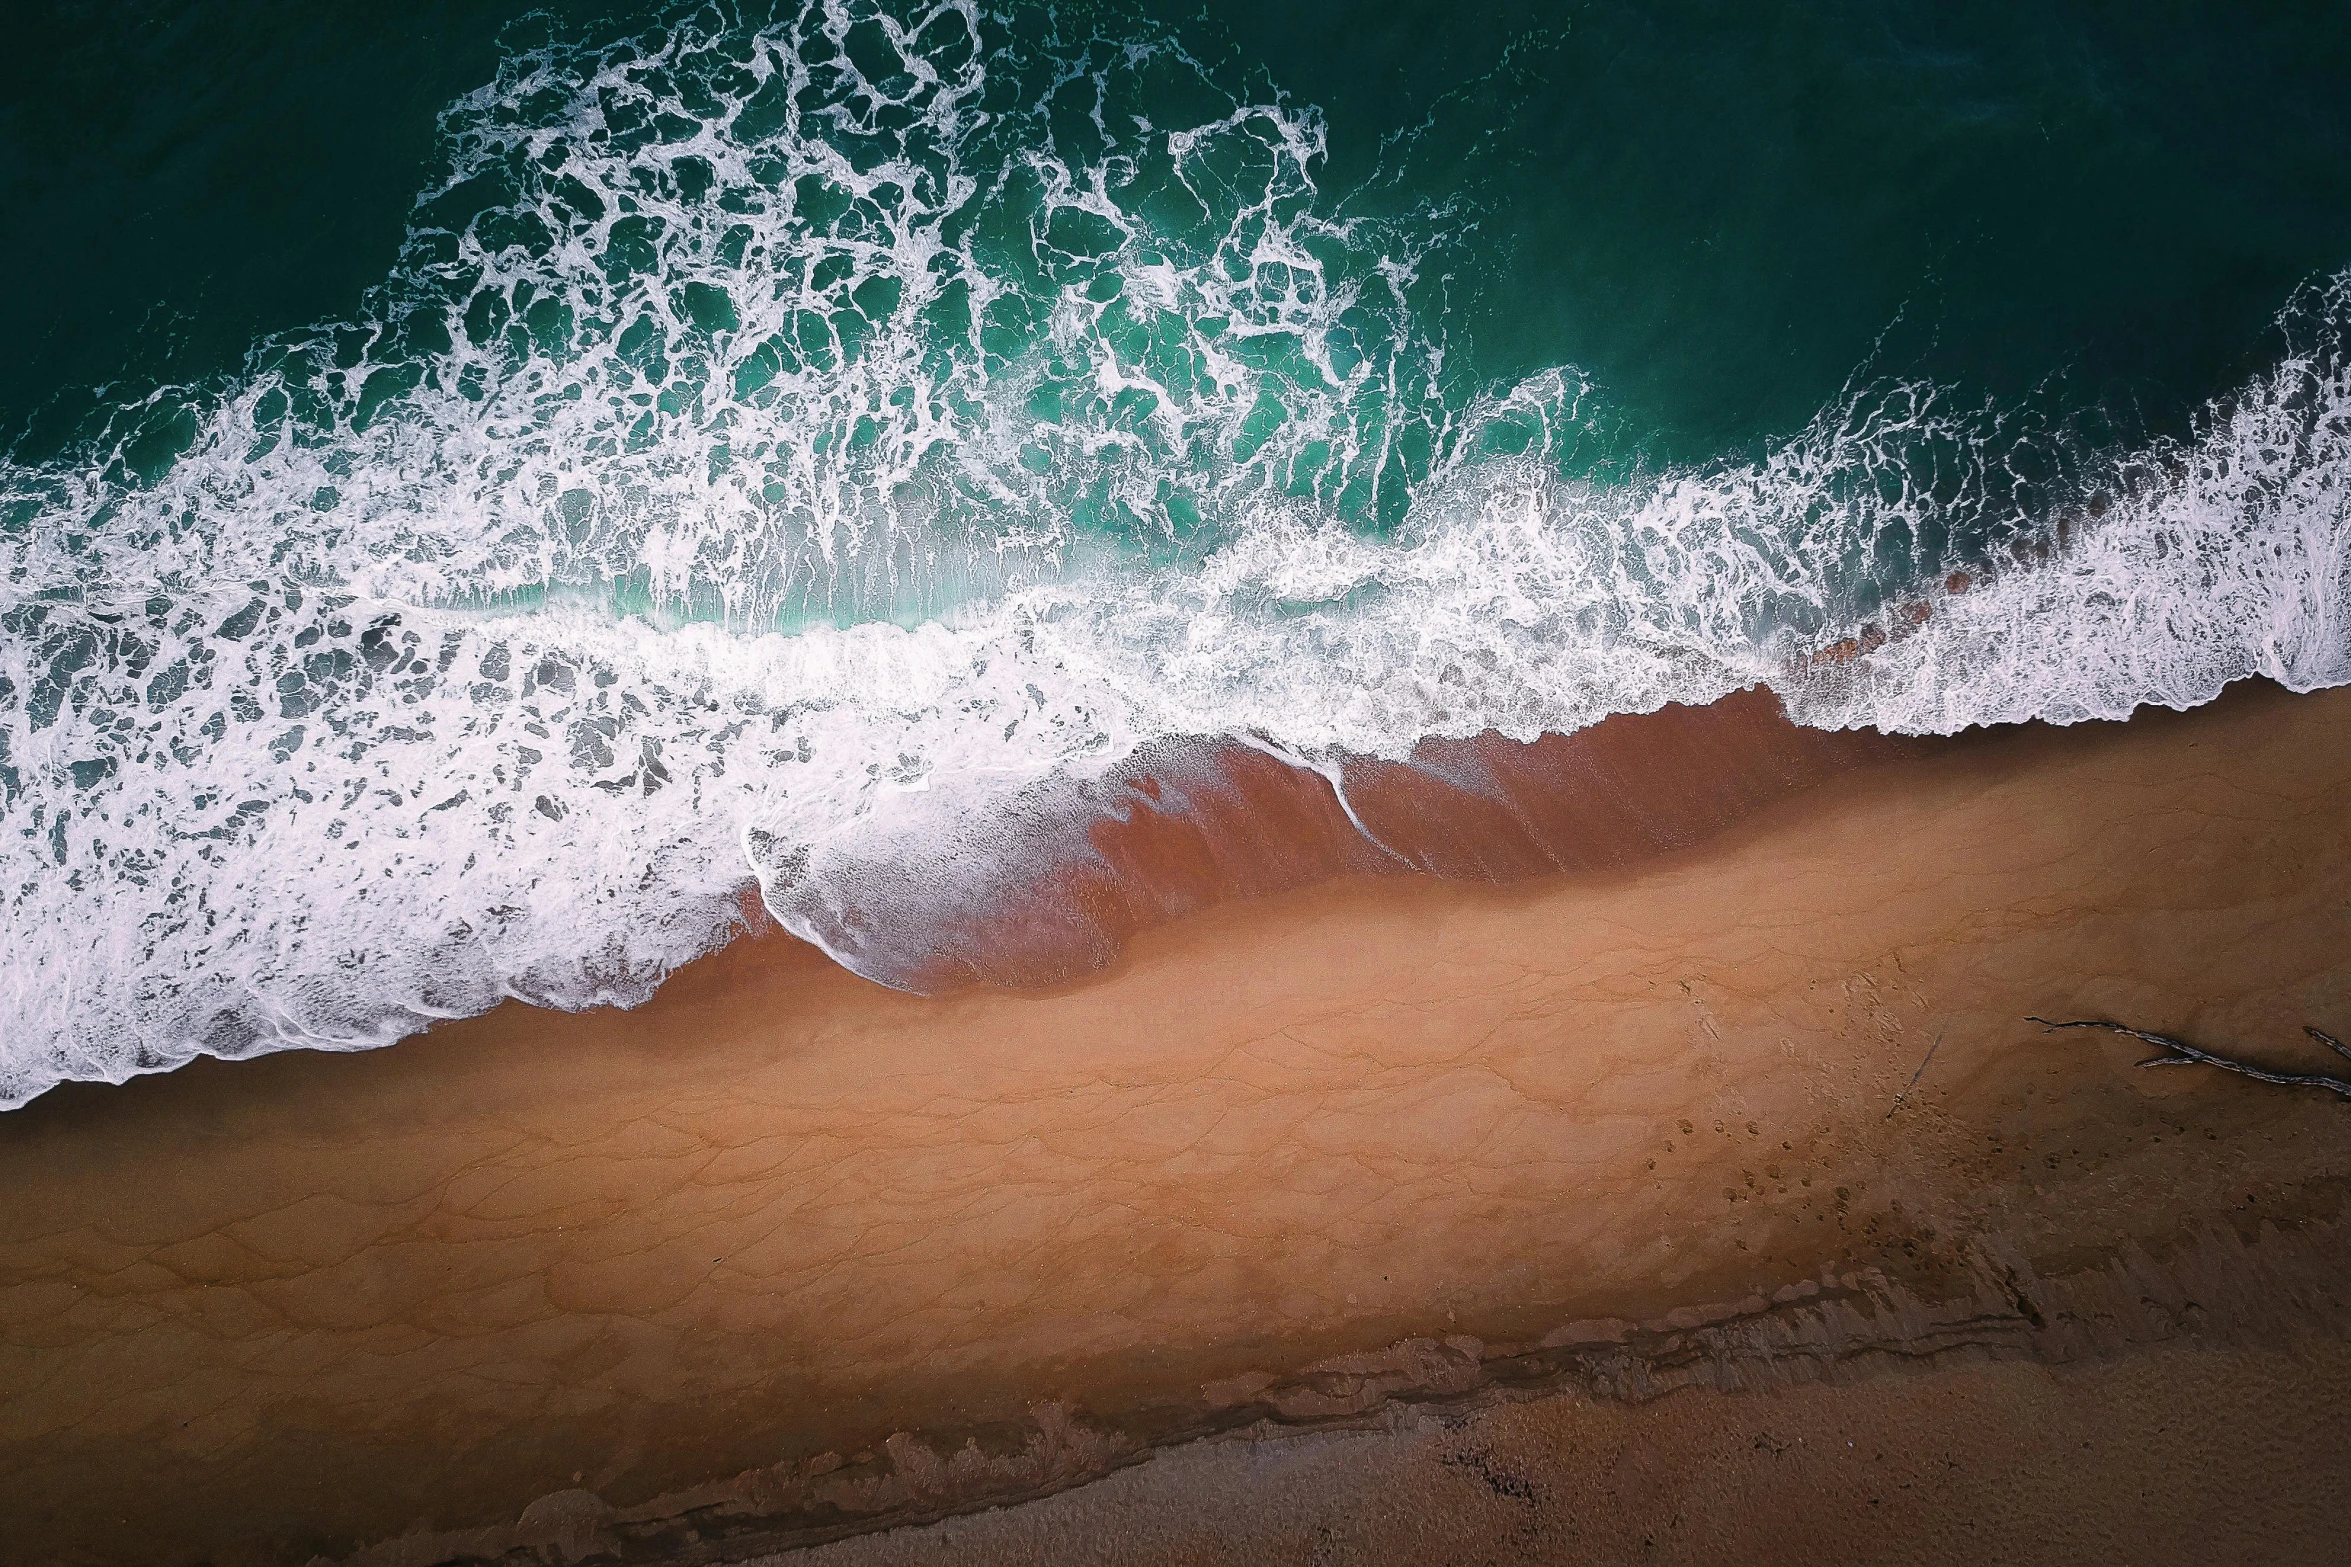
[2, 0, 2347, 1106]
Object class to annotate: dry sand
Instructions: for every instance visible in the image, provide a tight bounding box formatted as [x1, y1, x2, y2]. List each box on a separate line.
[787, 1338, 2351, 1567]
[4, 680, 2351, 1564]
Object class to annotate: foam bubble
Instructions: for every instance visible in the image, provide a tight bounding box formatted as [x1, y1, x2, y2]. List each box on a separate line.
[1784, 282, 2351, 731]
[2, 3, 2348, 1106]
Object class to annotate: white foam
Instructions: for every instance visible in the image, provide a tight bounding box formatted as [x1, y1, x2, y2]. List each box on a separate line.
[1783, 299, 2351, 730]
[2, 5, 2348, 1106]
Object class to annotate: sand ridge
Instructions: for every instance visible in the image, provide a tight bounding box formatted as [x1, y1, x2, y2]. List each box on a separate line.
[3, 682, 2351, 1564]
[782, 1337, 2351, 1567]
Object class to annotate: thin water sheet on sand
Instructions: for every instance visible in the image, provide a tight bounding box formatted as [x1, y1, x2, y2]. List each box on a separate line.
[3, 682, 2351, 1564]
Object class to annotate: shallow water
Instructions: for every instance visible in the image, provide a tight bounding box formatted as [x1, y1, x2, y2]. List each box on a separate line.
[3, 0, 2349, 1104]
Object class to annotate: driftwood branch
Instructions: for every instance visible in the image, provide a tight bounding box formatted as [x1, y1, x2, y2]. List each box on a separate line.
[2027, 1017, 2351, 1100]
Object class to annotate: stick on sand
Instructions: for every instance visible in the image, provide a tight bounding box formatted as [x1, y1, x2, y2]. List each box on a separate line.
[2028, 1017, 2351, 1099]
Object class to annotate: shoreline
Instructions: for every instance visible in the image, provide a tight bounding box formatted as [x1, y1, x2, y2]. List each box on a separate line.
[758, 684, 1914, 994]
[5, 679, 2351, 1563]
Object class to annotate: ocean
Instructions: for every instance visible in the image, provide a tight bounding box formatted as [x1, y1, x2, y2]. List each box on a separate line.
[4, 0, 2350, 1106]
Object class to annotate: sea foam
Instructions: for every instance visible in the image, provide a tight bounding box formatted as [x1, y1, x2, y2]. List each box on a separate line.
[2, 1, 2348, 1106]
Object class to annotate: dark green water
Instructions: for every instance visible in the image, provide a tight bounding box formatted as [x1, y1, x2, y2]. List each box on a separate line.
[8, 1, 2350, 466]
[8, 0, 2351, 1105]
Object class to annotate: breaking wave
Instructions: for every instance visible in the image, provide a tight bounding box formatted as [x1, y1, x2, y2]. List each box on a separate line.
[2, 0, 2347, 1106]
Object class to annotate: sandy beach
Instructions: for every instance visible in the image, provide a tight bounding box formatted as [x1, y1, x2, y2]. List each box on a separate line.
[5, 680, 2351, 1565]
[15, 6, 2351, 1562]
[790, 1338, 2351, 1567]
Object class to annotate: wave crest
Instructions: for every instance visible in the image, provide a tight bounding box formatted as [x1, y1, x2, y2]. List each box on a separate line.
[1, 3, 2348, 1106]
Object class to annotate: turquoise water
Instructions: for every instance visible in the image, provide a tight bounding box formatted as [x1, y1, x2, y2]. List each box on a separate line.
[12, 3, 2350, 471]
[5, 0, 2351, 1104]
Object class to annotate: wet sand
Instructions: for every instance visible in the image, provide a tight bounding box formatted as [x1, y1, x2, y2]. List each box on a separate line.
[765, 686, 1909, 991]
[5, 680, 2351, 1564]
